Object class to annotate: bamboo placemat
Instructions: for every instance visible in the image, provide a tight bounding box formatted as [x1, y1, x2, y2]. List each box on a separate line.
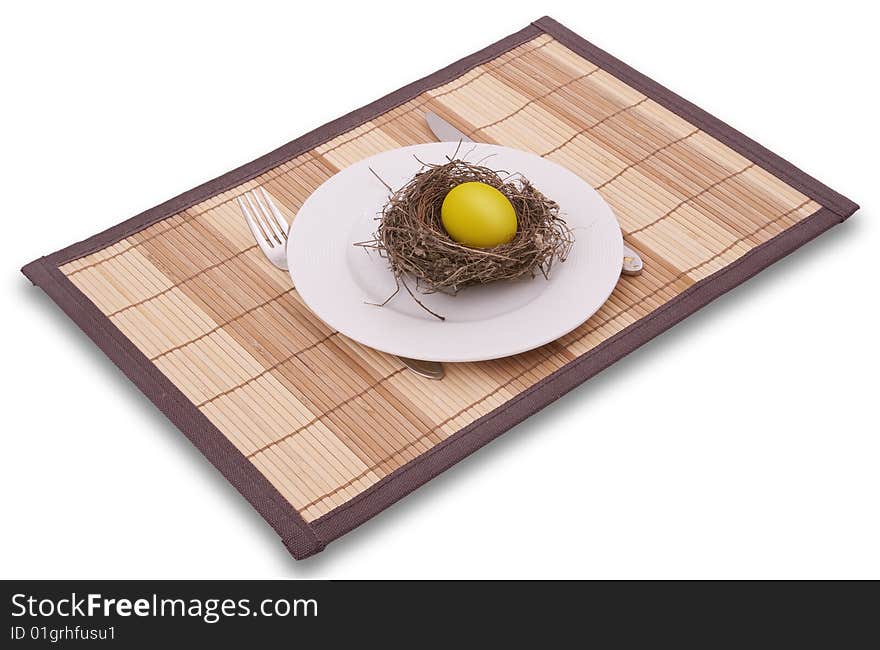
[22, 17, 857, 559]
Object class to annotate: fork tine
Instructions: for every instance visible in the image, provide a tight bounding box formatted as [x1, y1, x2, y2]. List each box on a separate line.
[239, 191, 288, 270]
[253, 190, 285, 244]
[259, 186, 290, 238]
[244, 192, 277, 245]
[238, 195, 265, 245]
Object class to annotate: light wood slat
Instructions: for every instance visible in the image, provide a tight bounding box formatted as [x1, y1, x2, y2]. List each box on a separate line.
[62, 35, 819, 522]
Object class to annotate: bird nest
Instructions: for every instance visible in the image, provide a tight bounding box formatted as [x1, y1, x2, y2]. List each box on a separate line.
[355, 157, 574, 320]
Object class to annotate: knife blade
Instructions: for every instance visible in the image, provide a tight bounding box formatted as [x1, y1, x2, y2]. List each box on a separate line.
[425, 111, 474, 143]
[424, 111, 643, 276]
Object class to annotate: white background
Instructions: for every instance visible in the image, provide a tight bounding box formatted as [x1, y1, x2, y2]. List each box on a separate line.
[2, 1, 877, 579]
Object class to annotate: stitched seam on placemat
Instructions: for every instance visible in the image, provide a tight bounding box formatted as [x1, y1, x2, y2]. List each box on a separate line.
[105, 245, 258, 317]
[244, 367, 408, 457]
[626, 163, 756, 236]
[196, 330, 340, 409]
[467, 66, 599, 136]
[149, 287, 296, 361]
[543, 97, 648, 156]
[595, 128, 700, 190]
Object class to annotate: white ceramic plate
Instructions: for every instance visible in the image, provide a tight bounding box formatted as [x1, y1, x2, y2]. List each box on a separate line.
[288, 143, 622, 362]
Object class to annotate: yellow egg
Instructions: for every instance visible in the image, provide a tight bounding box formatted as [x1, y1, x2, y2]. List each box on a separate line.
[440, 182, 518, 248]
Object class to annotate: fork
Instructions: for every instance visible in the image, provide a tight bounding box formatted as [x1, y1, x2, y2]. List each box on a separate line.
[238, 187, 290, 270]
[238, 187, 445, 380]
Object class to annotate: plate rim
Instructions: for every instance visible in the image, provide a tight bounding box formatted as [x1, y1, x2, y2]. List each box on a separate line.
[288, 143, 622, 362]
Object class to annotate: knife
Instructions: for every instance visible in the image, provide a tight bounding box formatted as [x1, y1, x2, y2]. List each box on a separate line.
[425, 111, 644, 276]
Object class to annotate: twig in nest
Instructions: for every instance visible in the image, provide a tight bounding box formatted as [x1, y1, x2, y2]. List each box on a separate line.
[355, 157, 574, 319]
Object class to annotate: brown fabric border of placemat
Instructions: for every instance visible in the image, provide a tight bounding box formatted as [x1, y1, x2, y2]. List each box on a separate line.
[21, 16, 858, 560]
